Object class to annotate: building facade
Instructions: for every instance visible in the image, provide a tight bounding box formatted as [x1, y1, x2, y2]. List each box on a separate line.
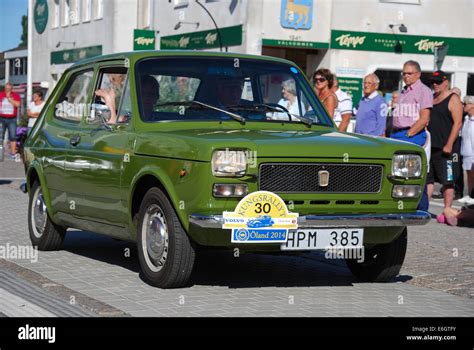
[31, 0, 474, 106]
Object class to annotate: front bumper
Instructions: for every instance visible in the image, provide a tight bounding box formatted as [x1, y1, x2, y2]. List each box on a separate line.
[189, 211, 431, 229]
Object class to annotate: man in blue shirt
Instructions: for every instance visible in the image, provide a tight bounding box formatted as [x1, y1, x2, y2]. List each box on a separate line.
[355, 73, 387, 136]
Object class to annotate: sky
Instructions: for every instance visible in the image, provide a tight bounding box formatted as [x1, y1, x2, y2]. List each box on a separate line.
[0, 0, 28, 52]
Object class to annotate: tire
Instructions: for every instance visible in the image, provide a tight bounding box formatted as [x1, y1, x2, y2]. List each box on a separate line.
[28, 181, 66, 251]
[345, 228, 407, 282]
[137, 187, 195, 288]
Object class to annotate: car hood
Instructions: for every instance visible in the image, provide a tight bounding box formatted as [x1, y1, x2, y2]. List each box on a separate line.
[134, 127, 424, 161]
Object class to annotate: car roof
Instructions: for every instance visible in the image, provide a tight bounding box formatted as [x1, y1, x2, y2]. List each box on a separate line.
[70, 50, 297, 70]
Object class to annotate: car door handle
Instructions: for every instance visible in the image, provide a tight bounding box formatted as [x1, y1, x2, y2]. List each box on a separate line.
[70, 135, 81, 146]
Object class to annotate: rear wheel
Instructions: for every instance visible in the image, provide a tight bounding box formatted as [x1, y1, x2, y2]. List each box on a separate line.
[137, 187, 195, 288]
[345, 228, 407, 282]
[28, 181, 66, 250]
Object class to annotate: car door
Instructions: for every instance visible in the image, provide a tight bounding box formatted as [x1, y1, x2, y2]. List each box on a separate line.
[64, 62, 133, 231]
[41, 68, 95, 216]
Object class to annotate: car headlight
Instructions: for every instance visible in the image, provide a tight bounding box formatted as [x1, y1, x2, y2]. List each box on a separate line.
[392, 154, 422, 178]
[212, 150, 247, 177]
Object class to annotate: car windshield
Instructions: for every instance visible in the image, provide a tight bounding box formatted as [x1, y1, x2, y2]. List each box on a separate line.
[135, 57, 332, 126]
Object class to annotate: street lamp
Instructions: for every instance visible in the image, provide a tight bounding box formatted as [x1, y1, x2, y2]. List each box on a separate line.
[388, 24, 408, 54]
[389, 24, 408, 33]
[195, 0, 224, 52]
[174, 21, 200, 30]
[56, 41, 76, 48]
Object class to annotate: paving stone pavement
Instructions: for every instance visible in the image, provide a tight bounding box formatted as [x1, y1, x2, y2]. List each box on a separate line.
[0, 183, 473, 317]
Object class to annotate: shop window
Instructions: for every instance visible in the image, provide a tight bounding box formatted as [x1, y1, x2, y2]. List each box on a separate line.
[138, 0, 151, 28]
[70, 0, 80, 25]
[173, 0, 189, 10]
[52, 0, 60, 28]
[82, 0, 92, 22]
[93, 0, 103, 20]
[62, 0, 70, 26]
[467, 74, 474, 96]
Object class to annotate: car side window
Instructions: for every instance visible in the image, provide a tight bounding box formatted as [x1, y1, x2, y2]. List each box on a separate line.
[89, 67, 128, 125]
[55, 70, 94, 123]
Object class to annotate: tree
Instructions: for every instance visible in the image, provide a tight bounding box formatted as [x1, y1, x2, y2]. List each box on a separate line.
[20, 15, 28, 46]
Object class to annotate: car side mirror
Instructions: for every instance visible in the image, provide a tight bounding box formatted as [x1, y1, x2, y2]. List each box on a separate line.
[88, 103, 113, 130]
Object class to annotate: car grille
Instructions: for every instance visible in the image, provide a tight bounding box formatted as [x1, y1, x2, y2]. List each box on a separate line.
[259, 163, 384, 194]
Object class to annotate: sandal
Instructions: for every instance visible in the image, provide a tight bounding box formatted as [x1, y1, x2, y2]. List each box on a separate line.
[436, 214, 446, 224]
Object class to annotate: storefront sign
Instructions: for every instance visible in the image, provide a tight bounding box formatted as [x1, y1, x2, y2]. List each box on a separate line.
[34, 0, 48, 34]
[335, 67, 365, 77]
[337, 77, 363, 107]
[51, 46, 102, 65]
[331, 30, 474, 57]
[280, 0, 313, 30]
[262, 39, 328, 49]
[134, 29, 156, 51]
[160, 25, 242, 50]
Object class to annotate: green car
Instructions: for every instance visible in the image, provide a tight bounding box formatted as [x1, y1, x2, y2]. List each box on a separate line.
[24, 51, 430, 288]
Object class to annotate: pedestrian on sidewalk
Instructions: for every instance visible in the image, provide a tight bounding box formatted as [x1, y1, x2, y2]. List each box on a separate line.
[390, 60, 433, 211]
[427, 71, 463, 214]
[313, 68, 337, 119]
[354, 73, 386, 137]
[0, 82, 21, 158]
[27, 89, 45, 134]
[331, 76, 353, 132]
[385, 90, 399, 137]
[459, 95, 474, 205]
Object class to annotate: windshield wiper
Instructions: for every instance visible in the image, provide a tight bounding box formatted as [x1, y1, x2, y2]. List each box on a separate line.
[154, 101, 246, 124]
[228, 103, 314, 127]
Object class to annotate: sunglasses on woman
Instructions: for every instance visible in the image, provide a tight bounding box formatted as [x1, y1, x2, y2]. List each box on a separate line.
[313, 77, 327, 83]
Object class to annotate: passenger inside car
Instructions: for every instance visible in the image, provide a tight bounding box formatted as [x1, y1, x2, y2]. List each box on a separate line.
[139, 75, 160, 121]
[269, 79, 305, 122]
[215, 76, 246, 107]
[94, 71, 126, 124]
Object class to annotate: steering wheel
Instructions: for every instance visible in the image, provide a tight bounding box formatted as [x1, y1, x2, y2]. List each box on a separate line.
[265, 103, 292, 121]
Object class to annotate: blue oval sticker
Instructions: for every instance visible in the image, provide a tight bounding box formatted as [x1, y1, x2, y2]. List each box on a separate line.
[290, 67, 298, 74]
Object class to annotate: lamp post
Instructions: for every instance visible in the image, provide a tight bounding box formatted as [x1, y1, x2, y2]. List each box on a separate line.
[27, 0, 33, 106]
[195, 0, 223, 52]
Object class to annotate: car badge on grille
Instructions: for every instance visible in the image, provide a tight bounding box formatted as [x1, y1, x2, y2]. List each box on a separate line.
[318, 170, 330, 187]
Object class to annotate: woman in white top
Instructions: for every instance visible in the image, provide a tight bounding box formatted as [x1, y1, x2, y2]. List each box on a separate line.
[27, 90, 45, 132]
[270, 79, 305, 122]
[460, 95, 474, 203]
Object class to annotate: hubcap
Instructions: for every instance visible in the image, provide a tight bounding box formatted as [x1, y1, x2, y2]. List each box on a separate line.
[142, 205, 169, 272]
[32, 188, 47, 238]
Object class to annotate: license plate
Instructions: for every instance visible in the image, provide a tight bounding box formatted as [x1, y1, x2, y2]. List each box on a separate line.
[281, 228, 364, 251]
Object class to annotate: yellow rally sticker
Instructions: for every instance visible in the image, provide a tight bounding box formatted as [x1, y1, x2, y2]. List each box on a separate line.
[223, 191, 299, 243]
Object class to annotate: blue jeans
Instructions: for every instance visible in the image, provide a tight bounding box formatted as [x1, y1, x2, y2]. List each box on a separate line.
[0, 117, 17, 141]
[391, 129, 429, 211]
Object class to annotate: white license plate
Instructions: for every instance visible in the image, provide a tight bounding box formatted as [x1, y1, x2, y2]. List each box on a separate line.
[281, 228, 364, 251]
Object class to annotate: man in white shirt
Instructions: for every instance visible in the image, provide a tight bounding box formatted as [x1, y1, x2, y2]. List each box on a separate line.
[332, 77, 353, 132]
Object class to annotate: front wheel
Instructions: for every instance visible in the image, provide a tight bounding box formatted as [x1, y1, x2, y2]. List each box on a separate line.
[345, 228, 407, 282]
[28, 181, 66, 251]
[137, 188, 195, 288]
